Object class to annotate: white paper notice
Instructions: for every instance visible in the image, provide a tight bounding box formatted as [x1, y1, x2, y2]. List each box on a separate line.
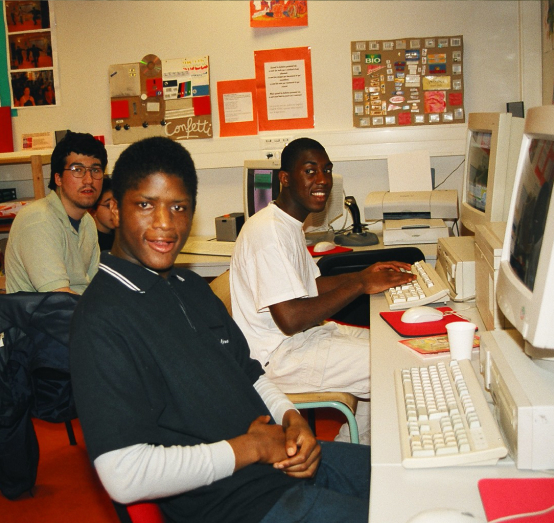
[223, 92, 253, 123]
[264, 59, 307, 121]
[387, 150, 433, 192]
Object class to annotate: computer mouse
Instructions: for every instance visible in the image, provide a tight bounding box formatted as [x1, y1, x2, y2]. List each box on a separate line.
[407, 508, 485, 523]
[401, 306, 444, 324]
[313, 241, 336, 253]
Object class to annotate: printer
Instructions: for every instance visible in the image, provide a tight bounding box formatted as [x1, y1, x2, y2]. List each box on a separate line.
[364, 190, 458, 245]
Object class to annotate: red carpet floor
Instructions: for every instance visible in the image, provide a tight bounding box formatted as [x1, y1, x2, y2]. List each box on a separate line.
[0, 411, 343, 522]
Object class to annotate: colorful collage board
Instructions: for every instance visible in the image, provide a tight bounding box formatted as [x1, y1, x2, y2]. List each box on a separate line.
[109, 54, 212, 144]
[351, 35, 464, 128]
[4, 0, 56, 108]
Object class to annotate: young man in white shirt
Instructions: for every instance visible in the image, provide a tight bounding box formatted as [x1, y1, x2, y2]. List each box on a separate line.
[230, 138, 415, 443]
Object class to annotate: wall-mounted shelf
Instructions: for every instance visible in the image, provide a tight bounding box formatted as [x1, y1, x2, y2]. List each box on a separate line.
[0, 151, 51, 232]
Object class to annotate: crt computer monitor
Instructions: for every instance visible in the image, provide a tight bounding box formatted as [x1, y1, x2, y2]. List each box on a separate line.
[243, 159, 281, 220]
[496, 105, 554, 369]
[460, 112, 525, 234]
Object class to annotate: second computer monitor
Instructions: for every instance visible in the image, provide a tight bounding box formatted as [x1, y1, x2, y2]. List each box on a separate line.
[460, 112, 525, 234]
[243, 159, 281, 221]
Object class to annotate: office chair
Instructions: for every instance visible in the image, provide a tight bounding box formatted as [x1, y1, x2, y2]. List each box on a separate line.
[209, 271, 360, 444]
[0, 291, 80, 499]
[112, 501, 165, 523]
[316, 247, 426, 327]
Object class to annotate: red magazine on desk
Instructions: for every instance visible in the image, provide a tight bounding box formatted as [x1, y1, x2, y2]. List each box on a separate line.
[380, 307, 475, 337]
[478, 478, 554, 522]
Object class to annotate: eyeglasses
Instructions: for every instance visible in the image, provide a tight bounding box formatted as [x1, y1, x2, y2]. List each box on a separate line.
[64, 164, 104, 180]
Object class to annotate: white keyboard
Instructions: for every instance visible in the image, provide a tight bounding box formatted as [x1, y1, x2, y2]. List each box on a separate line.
[385, 260, 449, 310]
[181, 239, 235, 257]
[394, 359, 508, 468]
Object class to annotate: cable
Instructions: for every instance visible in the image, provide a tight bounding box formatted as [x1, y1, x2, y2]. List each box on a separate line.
[434, 158, 465, 189]
[489, 502, 554, 522]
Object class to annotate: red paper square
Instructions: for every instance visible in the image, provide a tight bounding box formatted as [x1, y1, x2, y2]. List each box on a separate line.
[352, 77, 365, 90]
[111, 100, 129, 119]
[193, 96, 211, 116]
[448, 92, 463, 106]
[398, 112, 412, 125]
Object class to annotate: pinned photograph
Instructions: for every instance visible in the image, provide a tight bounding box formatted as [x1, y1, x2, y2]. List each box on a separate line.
[5, 1, 50, 33]
[11, 70, 55, 107]
[8, 31, 53, 70]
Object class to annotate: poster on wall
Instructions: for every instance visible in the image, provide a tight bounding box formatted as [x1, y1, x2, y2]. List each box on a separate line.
[351, 35, 464, 128]
[3, 0, 57, 107]
[109, 54, 212, 145]
[217, 78, 258, 137]
[250, 1, 307, 27]
[254, 46, 314, 131]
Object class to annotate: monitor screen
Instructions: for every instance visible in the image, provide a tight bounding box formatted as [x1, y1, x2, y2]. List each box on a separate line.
[466, 131, 491, 213]
[243, 160, 281, 220]
[509, 138, 554, 292]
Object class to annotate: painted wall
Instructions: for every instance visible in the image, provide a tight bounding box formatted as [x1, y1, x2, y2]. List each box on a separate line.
[0, 1, 542, 236]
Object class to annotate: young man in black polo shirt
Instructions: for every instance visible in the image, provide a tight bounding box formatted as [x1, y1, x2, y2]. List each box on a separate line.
[70, 137, 370, 523]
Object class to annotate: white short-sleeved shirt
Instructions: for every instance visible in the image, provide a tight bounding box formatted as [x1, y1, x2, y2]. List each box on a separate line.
[230, 203, 320, 365]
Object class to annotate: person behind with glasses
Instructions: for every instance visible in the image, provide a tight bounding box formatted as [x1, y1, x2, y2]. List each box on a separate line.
[91, 176, 115, 251]
[5, 131, 107, 294]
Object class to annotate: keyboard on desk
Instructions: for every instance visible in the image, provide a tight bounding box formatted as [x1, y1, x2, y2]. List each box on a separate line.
[385, 260, 449, 310]
[395, 359, 508, 468]
[181, 239, 235, 257]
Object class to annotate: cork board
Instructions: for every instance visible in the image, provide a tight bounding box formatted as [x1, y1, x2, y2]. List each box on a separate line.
[351, 35, 464, 128]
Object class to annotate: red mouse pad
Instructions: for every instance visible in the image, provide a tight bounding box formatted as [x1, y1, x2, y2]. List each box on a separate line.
[307, 245, 353, 257]
[380, 307, 475, 337]
[479, 478, 554, 522]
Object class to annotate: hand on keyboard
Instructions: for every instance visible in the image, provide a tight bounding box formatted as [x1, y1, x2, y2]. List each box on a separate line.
[361, 261, 417, 294]
[385, 260, 449, 310]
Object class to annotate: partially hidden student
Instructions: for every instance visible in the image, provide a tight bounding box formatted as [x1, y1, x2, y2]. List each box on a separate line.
[91, 175, 115, 251]
[70, 136, 371, 523]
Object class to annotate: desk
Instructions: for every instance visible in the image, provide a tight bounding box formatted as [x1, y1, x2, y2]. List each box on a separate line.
[368, 294, 549, 522]
[175, 235, 439, 278]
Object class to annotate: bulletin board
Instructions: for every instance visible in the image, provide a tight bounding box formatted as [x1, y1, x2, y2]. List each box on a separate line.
[351, 35, 464, 128]
[109, 54, 212, 145]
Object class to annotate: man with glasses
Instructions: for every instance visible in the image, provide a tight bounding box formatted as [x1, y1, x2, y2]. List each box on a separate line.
[5, 131, 107, 293]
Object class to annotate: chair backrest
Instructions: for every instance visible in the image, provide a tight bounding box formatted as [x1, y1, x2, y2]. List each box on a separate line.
[209, 270, 232, 316]
[317, 247, 425, 276]
[316, 247, 425, 327]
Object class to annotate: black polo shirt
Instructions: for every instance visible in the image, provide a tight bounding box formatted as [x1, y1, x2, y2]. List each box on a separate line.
[70, 252, 298, 523]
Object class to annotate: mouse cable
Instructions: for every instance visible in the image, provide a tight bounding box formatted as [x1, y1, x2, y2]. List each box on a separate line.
[488, 502, 554, 522]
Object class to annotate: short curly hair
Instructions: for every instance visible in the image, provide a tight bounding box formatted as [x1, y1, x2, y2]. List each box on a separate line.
[49, 131, 108, 190]
[280, 138, 326, 173]
[111, 137, 198, 212]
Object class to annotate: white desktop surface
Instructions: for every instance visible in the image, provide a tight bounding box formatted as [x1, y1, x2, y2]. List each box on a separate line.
[368, 294, 550, 523]
[176, 235, 439, 278]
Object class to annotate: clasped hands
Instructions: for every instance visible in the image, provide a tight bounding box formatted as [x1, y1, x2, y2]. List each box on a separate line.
[246, 410, 321, 478]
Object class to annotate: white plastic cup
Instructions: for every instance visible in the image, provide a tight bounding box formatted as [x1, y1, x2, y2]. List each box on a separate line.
[446, 322, 477, 360]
